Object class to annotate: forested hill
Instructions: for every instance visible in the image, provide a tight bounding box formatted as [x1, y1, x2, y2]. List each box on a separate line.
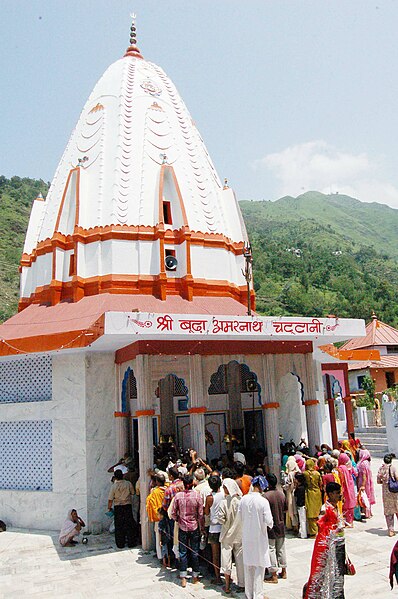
[240, 191, 398, 326]
[0, 176, 49, 321]
[0, 178, 397, 326]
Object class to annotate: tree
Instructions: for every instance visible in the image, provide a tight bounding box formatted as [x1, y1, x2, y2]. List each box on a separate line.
[358, 375, 376, 410]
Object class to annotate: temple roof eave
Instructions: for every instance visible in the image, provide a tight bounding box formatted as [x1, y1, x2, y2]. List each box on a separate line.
[0, 294, 365, 359]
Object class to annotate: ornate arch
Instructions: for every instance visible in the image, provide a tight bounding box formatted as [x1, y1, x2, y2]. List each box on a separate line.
[208, 360, 262, 404]
[121, 366, 137, 412]
[290, 372, 304, 405]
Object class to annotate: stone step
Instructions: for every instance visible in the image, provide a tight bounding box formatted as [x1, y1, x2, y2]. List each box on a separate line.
[362, 443, 389, 452]
[359, 435, 388, 443]
[362, 427, 387, 434]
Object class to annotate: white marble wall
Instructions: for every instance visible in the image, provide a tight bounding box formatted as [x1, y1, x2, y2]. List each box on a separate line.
[277, 372, 307, 445]
[0, 353, 88, 530]
[385, 403, 398, 455]
[0, 351, 117, 533]
[85, 352, 117, 532]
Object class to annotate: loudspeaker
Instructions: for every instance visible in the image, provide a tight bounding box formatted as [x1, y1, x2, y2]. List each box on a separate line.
[165, 255, 178, 271]
[246, 378, 257, 392]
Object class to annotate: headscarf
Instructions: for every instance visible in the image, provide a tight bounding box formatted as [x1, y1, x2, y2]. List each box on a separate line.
[295, 454, 306, 471]
[251, 475, 268, 491]
[286, 456, 300, 473]
[305, 459, 316, 471]
[59, 510, 77, 541]
[233, 452, 246, 465]
[358, 448, 371, 465]
[317, 457, 327, 472]
[338, 452, 352, 470]
[222, 477, 242, 497]
[331, 449, 340, 460]
[341, 440, 354, 458]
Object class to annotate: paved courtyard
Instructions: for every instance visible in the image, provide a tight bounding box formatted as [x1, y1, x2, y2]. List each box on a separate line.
[0, 457, 396, 598]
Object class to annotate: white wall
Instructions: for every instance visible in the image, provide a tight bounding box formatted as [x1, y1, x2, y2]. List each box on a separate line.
[277, 373, 307, 446]
[85, 352, 117, 531]
[0, 351, 118, 533]
[385, 403, 398, 455]
[0, 353, 88, 530]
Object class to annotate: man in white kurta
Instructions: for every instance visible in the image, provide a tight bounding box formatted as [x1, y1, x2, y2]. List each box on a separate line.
[239, 476, 273, 599]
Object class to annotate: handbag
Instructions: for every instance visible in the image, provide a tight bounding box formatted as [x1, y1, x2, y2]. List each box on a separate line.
[388, 467, 398, 493]
[345, 555, 356, 576]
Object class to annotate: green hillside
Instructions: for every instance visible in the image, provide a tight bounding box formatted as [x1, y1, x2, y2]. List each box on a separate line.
[0, 179, 397, 327]
[240, 191, 398, 326]
[241, 191, 398, 259]
[0, 176, 49, 321]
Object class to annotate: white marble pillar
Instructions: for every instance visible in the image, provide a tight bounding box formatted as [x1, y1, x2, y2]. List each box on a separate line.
[261, 355, 281, 479]
[135, 354, 154, 551]
[188, 354, 207, 459]
[115, 415, 130, 459]
[302, 353, 321, 454]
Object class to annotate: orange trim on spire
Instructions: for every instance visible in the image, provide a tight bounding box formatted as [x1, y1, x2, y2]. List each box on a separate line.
[54, 168, 80, 232]
[20, 225, 245, 270]
[18, 224, 249, 309]
[18, 275, 251, 310]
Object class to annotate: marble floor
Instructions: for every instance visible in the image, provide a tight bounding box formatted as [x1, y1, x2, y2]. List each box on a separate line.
[0, 457, 395, 598]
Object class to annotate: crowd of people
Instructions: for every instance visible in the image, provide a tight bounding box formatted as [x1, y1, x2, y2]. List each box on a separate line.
[57, 435, 398, 599]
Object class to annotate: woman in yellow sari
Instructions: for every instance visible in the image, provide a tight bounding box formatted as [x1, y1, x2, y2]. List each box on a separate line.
[341, 440, 355, 460]
[303, 459, 323, 536]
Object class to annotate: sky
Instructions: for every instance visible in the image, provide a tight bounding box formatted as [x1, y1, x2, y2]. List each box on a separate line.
[1, 0, 398, 209]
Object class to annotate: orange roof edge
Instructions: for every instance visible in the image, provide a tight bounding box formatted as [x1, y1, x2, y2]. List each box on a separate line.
[319, 344, 381, 362]
[0, 315, 104, 357]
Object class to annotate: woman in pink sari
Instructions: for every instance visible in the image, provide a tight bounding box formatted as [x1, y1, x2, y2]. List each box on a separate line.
[357, 449, 375, 518]
[338, 453, 356, 527]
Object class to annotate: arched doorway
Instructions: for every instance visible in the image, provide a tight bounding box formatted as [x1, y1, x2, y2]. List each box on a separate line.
[208, 361, 263, 461]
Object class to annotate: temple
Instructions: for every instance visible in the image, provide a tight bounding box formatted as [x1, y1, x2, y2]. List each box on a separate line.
[0, 19, 365, 548]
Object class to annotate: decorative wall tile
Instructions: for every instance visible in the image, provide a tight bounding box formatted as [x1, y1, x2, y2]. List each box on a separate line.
[0, 355, 52, 403]
[0, 420, 52, 490]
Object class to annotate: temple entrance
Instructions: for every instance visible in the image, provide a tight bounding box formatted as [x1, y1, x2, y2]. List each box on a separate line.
[244, 410, 265, 452]
[207, 360, 264, 460]
[132, 417, 158, 462]
[156, 373, 189, 445]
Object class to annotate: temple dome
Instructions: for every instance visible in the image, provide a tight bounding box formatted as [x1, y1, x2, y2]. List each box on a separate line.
[20, 38, 252, 310]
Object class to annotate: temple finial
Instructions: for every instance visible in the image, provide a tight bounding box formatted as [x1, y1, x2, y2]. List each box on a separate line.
[129, 12, 137, 45]
[124, 12, 144, 59]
